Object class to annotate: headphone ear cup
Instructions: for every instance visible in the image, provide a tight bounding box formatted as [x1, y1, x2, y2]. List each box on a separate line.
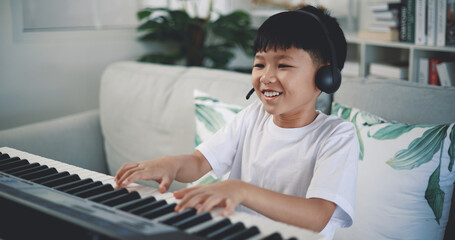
[315, 65, 341, 94]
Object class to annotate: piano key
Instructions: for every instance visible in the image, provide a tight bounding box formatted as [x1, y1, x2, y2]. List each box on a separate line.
[260, 232, 284, 240]
[0, 159, 29, 171]
[222, 226, 260, 240]
[206, 222, 246, 240]
[131, 199, 167, 215]
[173, 212, 213, 230]
[74, 184, 114, 198]
[160, 208, 197, 226]
[87, 188, 128, 203]
[142, 203, 177, 220]
[18, 167, 57, 180]
[32, 171, 70, 184]
[192, 218, 232, 237]
[3, 162, 40, 175]
[64, 181, 103, 194]
[11, 165, 48, 177]
[54, 178, 94, 192]
[0, 153, 10, 160]
[100, 191, 141, 207]
[0, 157, 20, 165]
[41, 174, 81, 188]
[115, 195, 157, 211]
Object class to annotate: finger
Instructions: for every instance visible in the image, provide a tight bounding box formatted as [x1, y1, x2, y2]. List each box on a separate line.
[118, 168, 150, 187]
[158, 175, 173, 193]
[114, 162, 139, 182]
[176, 189, 205, 212]
[173, 186, 199, 199]
[116, 166, 141, 187]
[198, 196, 222, 214]
[222, 199, 236, 217]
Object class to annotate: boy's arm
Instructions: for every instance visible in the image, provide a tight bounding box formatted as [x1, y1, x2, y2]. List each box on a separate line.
[174, 179, 335, 233]
[115, 150, 211, 192]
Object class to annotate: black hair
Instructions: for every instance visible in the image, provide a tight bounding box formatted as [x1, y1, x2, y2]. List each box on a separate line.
[253, 5, 347, 70]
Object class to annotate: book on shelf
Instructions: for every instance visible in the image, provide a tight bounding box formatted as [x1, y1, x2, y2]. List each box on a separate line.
[399, 0, 408, 41]
[436, 62, 455, 87]
[359, 29, 399, 41]
[418, 58, 429, 84]
[448, 0, 455, 46]
[414, 0, 426, 45]
[406, 0, 415, 43]
[436, 0, 447, 46]
[429, 59, 441, 86]
[427, 0, 437, 46]
[369, 62, 409, 80]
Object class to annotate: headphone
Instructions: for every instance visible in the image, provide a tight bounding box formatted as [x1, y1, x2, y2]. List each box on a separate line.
[246, 9, 341, 100]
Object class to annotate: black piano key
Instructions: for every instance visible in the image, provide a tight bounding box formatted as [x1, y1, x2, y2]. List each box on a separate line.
[0, 157, 20, 165]
[222, 226, 260, 240]
[206, 222, 246, 240]
[87, 188, 128, 203]
[100, 191, 141, 207]
[142, 203, 177, 220]
[115, 196, 156, 211]
[0, 153, 10, 160]
[173, 212, 212, 230]
[74, 184, 114, 198]
[32, 171, 70, 184]
[286, 237, 298, 240]
[131, 199, 167, 215]
[0, 159, 29, 171]
[41, 174, 80, 188]
[64, 181, 102, 194]
[55, 178, 93, 191]
[9, 164, 47, 177]
[193, 218, 232, 237]
[260, 232, 284, 240]
[18, 167, 57, 180]
[3, 162, 39, 174]
[160, 208, 197, 226]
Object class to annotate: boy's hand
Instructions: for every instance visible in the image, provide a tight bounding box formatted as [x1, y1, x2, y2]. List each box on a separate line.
[114, 157, 178, 193]
[173, 179, 245, 216]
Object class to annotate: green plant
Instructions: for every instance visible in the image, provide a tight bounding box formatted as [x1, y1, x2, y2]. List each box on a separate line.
[136, 4, 256, 69]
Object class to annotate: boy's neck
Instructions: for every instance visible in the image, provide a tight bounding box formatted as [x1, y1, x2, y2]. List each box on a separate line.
[272, 109, 319, 128]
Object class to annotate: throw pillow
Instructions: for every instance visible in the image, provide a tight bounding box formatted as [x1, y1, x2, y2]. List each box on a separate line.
[332, 102, 455, 240]
[190, 90, 243, 186]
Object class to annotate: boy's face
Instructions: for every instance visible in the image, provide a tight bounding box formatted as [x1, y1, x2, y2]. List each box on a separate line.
[251, 47, 321, 126]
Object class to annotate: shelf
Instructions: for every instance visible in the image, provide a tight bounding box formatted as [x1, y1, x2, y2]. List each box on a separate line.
[345, 33, 455, 86]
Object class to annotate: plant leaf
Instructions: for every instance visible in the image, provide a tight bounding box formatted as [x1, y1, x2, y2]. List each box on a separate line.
[387, 125, 449, 170]
[367, 124, 417, 140]
[449, 125, 455, 171]
[425, 162, 444, 224]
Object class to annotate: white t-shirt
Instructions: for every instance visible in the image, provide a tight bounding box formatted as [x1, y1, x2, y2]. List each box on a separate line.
[196, 100, 359, 239]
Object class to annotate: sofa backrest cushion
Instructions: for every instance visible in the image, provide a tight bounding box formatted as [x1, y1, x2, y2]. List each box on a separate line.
[334, 77, 455, 124]
[99, 62, 253, 178]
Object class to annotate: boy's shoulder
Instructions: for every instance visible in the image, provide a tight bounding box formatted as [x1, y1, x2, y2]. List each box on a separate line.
[315, 111, 356, 136]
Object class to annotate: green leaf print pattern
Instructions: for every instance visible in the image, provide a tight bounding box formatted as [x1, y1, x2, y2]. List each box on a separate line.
[425, 151, 445, 224]
[386, 124, 449, 170]
[331, 103, 455, 224]
[195, 104, 226, 133]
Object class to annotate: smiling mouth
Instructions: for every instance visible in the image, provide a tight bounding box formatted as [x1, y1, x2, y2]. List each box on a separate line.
[262, 90, 283, 98]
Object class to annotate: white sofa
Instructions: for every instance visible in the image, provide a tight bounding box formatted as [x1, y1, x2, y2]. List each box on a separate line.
[1, 61, 454, 239]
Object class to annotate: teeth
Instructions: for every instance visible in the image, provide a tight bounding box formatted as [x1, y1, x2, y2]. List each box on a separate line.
[264, 91, 281, 97]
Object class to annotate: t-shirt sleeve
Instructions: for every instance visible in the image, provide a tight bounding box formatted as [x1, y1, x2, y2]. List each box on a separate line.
[196, 102, 253, 177]
[306, 120, 359, 229]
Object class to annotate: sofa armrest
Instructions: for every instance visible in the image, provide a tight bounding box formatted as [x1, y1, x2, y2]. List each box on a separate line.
[0, 110, 108, 174]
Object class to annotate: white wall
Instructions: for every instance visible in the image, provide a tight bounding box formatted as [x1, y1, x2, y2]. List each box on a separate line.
[0, 0, 151, 130]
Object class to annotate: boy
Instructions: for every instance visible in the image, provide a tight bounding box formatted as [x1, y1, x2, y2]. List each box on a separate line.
[115, 5, 358, 239]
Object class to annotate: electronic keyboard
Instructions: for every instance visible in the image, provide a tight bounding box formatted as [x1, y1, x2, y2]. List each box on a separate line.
[0, 147, 322, 240]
